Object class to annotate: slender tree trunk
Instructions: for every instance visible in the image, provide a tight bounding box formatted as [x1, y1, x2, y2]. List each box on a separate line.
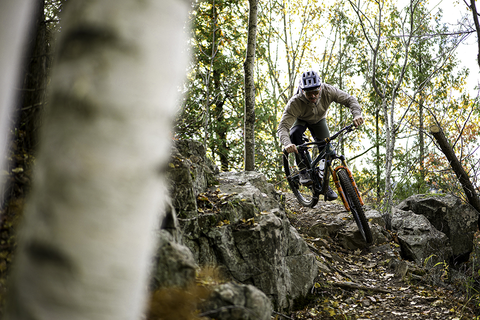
[418, 55, 425, 187]
[375, 108, 381, 200]
[383, 98, 394, 228]
[244, 0, 258, 171]
[203, 0, 218, 151]
[4, 1, 190, 320]
[419, 96, 425, 184]
[469, 0, 480, 68]
[213, 70, 229, 171]
[430, 124, 480, 224]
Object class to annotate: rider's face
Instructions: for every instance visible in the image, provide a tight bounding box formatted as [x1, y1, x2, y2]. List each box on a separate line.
[303, 87, 321, 103]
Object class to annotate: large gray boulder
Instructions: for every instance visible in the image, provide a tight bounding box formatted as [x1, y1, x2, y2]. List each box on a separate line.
[391, 208, 452, 266]
[203, 208, 317, 311]
[397, 194, 478, 260]
[151, 230, 197, 289]
[201, 282, 272, 320]
[184, 172, 317, 311]
[306, 208, 388, 249]
[151, 203, 197, 289]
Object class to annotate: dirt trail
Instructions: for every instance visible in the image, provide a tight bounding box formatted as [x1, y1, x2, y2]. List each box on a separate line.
[283, 193, 479, 320]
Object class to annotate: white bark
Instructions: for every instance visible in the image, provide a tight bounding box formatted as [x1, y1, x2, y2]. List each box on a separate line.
[4, 1, 190, 320]
[0, 0, 36, 184]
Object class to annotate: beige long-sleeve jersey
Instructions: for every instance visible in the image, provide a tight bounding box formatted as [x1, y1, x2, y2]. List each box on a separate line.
[277, 83, 362, 148]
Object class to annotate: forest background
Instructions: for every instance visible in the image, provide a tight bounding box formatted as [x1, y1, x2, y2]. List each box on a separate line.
[4, 0, 480, 213]
[176, 0, 480, 211]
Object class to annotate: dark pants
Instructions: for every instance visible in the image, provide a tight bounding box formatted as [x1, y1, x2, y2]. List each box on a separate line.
[290, 118, 330, 171]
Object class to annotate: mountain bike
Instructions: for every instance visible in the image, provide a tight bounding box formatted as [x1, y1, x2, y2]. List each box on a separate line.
[282, 123, 373, 244]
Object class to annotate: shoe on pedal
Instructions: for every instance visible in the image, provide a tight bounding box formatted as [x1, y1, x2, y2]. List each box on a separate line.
[326, 186, 338, 201]
[299, 172, 313, 185]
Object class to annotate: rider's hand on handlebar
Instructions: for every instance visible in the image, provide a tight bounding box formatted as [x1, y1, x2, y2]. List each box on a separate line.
[353, 116, 364, 127]
[285, 143, 298, 154]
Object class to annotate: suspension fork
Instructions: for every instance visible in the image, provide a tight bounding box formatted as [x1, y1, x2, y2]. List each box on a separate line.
[330, 160, 365, 211]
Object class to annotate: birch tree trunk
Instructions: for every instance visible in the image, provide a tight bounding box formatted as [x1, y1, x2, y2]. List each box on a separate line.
[349, 0, 417, 229]
[244, 0, 258, 171]
[4, 1, 190, 320]
[0, 0, 36, 185]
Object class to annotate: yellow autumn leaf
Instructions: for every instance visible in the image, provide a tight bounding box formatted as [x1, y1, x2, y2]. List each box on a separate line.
[324, 306, 335, 316]
[197, 194, 209, 201]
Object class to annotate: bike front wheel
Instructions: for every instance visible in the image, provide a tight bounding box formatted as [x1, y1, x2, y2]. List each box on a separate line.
[283, 152, 319, 207]
[337, 169, 373, 244]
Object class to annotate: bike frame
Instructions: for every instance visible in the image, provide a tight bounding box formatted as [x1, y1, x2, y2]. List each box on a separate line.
[297, 124, 365, 211]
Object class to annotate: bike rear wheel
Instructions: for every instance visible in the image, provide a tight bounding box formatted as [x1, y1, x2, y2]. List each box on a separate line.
[337, 169, 373, 244]
[283, 152, 319, 207]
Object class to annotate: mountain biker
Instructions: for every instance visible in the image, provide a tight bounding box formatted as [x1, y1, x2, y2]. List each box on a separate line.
[277, 70, 364, 201]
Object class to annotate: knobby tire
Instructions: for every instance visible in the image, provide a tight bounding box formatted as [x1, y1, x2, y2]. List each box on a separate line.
[283, 152, 319, 208]
[337, 169, 373, 244]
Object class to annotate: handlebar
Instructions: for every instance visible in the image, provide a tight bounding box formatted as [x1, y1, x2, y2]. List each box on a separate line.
[296, 123, 356, 151]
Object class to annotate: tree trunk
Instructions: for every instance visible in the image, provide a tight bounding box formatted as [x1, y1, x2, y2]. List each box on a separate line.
[429, 124, 480, 222]
[375, 108, 381, 200]
[4, 1, 190, 320]
[469, 0, 480, 68]
[0, 0, 36, 183]
[203, 0, 218, 151]
[383, 98, 394, 229]
[419, 96, 425, 184]
[243, 0, 258, 171]
[18, 0, 47, 154]
[213, 69, 229, 171]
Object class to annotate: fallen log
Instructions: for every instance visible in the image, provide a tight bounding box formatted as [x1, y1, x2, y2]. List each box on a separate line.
[429, 124, 480, 228]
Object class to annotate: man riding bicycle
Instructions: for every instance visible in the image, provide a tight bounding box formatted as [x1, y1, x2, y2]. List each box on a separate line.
[277, 70, 364, 201]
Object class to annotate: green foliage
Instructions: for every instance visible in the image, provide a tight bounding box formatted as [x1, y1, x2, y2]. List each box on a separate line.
[176, 0, 248, 171]
[178, 0, 480, 205]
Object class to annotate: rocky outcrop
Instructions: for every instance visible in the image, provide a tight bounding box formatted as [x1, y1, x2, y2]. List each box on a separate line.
[163, 140, 318, 312]
[168, 140, 219, 219]
[180, 171, 317, 311]
[305, 207, 388, 250]
[391, 207, 452, 266]
[397, 194, 478, 261]
[160, 140, 478, 315]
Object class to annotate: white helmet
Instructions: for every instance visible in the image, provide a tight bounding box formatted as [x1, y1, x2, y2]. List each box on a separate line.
[299, 70, 321, 90]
